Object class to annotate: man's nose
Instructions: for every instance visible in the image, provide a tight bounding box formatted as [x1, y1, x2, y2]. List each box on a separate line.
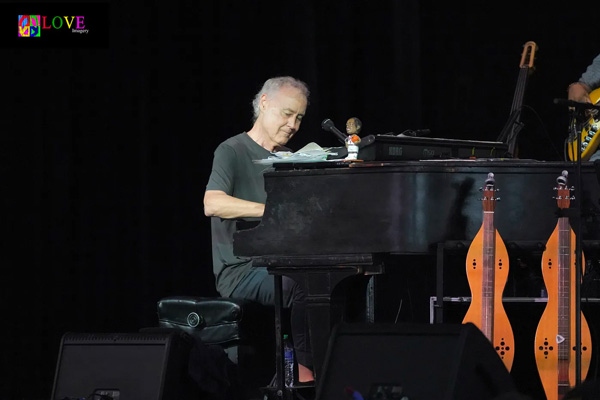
[287, 116, 298, 130]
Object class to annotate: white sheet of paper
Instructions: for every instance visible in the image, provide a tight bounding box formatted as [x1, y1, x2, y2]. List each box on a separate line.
[253, 142, 338, 164]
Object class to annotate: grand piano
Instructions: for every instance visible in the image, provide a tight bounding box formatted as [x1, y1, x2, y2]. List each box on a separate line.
[233, 154, 600, 384]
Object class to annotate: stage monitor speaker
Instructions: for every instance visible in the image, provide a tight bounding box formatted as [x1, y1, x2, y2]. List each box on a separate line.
[50, 331, 198, 400]
[315, 322, 518, 400]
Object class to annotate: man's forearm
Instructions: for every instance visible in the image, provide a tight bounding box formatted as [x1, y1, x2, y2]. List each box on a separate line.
[204, 190, 265, 219]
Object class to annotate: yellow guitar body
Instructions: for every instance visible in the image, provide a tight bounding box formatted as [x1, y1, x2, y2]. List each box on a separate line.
[568, 87, 600, 161]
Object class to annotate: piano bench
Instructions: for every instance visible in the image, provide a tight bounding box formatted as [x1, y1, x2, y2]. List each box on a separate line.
[157, 296, 277, 396]
[157, 295, 277, 361]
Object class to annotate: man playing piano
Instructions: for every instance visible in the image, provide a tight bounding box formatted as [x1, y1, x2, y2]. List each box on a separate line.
[204, 76, 314, 384]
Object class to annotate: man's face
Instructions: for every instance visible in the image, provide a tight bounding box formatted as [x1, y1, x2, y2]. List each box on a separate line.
[259, 86, 307, 148]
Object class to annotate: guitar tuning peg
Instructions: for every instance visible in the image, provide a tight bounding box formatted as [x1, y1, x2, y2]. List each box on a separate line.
[496, 197, 501, 201]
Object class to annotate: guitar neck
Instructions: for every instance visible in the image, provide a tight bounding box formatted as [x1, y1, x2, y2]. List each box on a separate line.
[557, 217, 571, 360]
[510, 66, 530, 116]
[481, 211, 496, 339]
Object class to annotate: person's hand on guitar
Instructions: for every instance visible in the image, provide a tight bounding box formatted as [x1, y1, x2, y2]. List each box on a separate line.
[567, 81, 597, 117]
[568, 81, 592, 103]
[566, 54, 600, 161]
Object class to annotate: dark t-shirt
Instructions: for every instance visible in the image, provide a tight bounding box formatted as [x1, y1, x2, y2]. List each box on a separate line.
[206, 132, 273, 296]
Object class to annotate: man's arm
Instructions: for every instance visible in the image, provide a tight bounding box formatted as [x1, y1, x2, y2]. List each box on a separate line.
[580, 54, 600, 91]
[568, 54, 600, 103]
[204, 190, 265, 219]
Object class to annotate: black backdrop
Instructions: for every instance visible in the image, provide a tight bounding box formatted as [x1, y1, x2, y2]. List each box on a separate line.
[2, 0, 598, 398]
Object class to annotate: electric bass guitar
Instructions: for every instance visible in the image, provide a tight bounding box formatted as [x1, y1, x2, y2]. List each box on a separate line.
[567, 88, 600, 161]
[497, 41, 537, 157]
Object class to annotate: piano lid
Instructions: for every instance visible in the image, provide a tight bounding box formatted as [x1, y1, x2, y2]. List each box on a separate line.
[233, 160, 600, 257]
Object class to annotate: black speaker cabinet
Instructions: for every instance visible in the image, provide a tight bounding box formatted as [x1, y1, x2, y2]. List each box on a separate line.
[51, 331, 198, 400]
[315, 322, 517, 400]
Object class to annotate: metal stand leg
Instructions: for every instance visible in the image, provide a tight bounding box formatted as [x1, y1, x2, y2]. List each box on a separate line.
[273, 274, 287, 399]
[435, 242, 445, 324]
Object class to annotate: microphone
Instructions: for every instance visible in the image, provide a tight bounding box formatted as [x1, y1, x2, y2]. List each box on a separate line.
[321, 118, 348, 144]
[553, 98, 600, 111]
[358, 134, 375, 148]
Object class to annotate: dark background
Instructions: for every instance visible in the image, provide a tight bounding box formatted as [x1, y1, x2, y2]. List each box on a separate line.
[3, 0, 599, 399]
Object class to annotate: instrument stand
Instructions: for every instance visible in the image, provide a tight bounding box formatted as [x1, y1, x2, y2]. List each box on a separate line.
[434, 240, 547, 324]
[573, 107, 583, 386]
[564, 101, 596, 386]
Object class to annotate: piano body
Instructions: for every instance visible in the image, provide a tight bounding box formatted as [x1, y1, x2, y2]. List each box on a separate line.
[233, 158, 600, 381]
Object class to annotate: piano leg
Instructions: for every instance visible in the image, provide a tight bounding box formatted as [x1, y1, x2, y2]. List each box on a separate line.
[268, 266, 382, 381]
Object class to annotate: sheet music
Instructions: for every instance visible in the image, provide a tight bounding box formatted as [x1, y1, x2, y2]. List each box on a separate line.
[253, 142, 339, 164]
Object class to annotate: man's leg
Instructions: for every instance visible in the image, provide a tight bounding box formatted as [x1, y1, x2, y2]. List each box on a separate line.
[230, 268, 314, 382]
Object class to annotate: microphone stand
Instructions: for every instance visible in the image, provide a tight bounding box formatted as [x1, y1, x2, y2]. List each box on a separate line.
[573, 106, 582, 386]
[558, 98, 599, 386]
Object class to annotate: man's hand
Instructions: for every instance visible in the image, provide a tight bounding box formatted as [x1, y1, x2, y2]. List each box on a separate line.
[568, 81, 592, 103]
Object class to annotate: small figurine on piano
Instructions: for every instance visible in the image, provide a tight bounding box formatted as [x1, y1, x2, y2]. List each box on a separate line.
[345, 117, 362, 160]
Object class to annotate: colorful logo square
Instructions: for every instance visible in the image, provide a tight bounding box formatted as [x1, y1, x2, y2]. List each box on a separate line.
[18, 15, 41, 37]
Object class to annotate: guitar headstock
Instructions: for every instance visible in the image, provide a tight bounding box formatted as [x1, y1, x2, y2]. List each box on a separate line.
[554, 170, 574, 209]
[519, 41, 537, 72]
[481, 172, 499, 212]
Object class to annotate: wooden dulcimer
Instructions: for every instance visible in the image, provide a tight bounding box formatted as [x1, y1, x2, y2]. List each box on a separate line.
[463, 172, 514, 371]
[535, 170, 592, 400]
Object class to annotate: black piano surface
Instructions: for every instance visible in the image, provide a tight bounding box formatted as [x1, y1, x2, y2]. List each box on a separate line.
[360, 134, 510, 160]
[232, 158, 600, 389]
[234, 159, 600, 258]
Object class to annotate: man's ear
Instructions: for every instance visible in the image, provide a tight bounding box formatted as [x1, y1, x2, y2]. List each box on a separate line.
[259, 93, 268, 112]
